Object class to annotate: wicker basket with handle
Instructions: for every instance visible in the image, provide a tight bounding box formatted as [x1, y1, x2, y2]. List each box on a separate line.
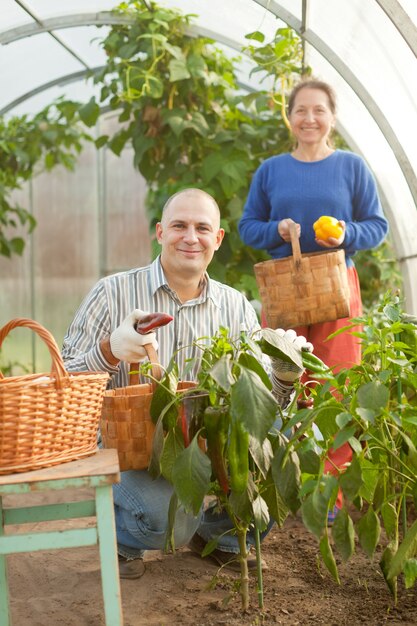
[254, 223, 351, 329]
[100, 345, 197, 471]
[0, 318, 110, 474]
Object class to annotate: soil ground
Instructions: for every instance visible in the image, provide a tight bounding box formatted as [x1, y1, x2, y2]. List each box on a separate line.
[6, 488, 417, 626]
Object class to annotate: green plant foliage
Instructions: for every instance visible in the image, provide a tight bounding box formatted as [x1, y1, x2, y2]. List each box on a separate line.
[0, 100, 91, 257]
[140, 292, 417, 607]
[87, 0, 303, 299]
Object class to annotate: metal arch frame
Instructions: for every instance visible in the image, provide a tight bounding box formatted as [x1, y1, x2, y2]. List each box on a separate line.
[0, 12, 133, 45]
[1, 3, 416, 206]
[252, 0, 417, 210]
[0, 68, 106, 115]
[375, 0, 417, 56]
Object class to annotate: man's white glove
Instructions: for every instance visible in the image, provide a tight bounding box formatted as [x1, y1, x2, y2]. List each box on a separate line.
[110, 309, 158, 363]
[271, 328, 313, 382]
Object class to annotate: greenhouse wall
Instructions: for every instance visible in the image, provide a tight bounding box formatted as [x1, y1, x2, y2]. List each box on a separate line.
[0, 113, 150, 373]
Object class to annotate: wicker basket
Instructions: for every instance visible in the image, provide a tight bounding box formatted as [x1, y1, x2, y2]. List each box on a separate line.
[0, 318, 110, 474]
[100, 345, 197, 471]
[254, 223, 350, 329]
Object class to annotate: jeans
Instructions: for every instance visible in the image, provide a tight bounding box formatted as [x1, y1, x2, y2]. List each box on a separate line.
[113, 469, 274, 559]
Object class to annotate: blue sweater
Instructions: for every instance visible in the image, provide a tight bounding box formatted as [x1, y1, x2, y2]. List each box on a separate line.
[239, 150, 389, 266]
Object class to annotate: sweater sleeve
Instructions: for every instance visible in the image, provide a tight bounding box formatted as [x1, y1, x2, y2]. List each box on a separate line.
[343, 157, 389, 254]
[238, 164, 285, 250]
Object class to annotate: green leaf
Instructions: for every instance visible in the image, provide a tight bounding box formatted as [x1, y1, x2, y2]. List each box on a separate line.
[9, 237, 25, 255]
[358, 459, 380, 503]
[262, 471, 289, 528]
[209, 355, 234, 391]
[380, 541, 398, 600]
[228, 480, 254, 523]
[271, 444, 301, 514]
[171, 437, 211, 516]
[249, 435, 273, 478]
[94, 134, 109, 149]
[332, 426, 357, 451]
[398, 431, 417, 471]
[201, 152, 224, 183]
[164, 492, 178, 553]
[238, 352, 272, 389]
[78, 97, 100, 127]
[245, 31, 265, 43]
[160, 426, 185, 482]
[319, 534, 340, 583]
[187, 53, 207, 78]
[148, 417, 165, 478]
[165, 115, 187, 137]
[383, 303, 401, 322]
[188, 112, 210, 136]
[332, 507, 355, 561]
[108, 128, 131, 156]
[163, 43, 184, 59]
[259, 328, 303, 369]
[150, 371, 178, 424]
[168, 58, 191, 81]
[314, 406, 343, 439]
[381, 502, 398, 540]
[231, 368, 277, 441]
[301, 489, 328, 538]
[388, 518, 417, 578]
[404, 559, 417, 589]
[357, 506, 381, 558]
[340, 456, 364, 502]
[147, 75, 164, 99]
[298, 447, 321, 475]
[252, 495, 270, 532]
[356, 381, 389, 411]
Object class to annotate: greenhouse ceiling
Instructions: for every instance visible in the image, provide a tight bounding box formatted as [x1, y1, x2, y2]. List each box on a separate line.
[2, 0, 417, 311]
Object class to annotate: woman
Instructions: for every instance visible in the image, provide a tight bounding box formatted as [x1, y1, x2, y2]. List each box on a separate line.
[239, 78, 389, 516]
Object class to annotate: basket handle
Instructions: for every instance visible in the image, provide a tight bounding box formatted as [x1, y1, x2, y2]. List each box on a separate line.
[289, 222, 302, 271]
[130, 343, 162, 386]
[0, 318, 67, 383]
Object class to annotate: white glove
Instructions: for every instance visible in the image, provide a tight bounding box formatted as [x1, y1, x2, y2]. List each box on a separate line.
[271, 328, 313, 382]
[110, 309, 158, 363]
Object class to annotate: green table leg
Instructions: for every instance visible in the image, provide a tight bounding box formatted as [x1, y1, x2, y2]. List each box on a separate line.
[0, 496, 11, 626]
[95, 485, 123, 626]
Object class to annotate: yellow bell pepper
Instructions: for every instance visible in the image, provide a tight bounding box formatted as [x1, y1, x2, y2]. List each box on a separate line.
[313, 215, 343, 241]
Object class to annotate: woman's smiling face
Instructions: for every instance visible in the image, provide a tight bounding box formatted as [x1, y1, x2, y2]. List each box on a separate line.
[288, 87, 335, 149]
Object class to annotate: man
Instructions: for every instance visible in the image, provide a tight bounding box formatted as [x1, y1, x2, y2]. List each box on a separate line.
[62, 188, 311, 579]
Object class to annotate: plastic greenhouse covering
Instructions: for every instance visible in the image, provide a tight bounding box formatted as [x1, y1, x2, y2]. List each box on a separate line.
[1, 0, 417, 371]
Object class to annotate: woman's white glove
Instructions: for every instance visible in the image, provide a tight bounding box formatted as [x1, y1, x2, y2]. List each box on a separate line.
[271, 328, 313, 382]
[110, 309, 158, 363]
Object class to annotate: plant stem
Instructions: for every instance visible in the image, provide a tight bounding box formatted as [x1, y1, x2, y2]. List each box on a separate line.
[237, 529, 250, 610]
[254, 526, 264, 608]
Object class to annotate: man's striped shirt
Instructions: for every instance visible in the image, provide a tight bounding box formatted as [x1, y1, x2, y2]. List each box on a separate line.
[62, 256, 264, 388]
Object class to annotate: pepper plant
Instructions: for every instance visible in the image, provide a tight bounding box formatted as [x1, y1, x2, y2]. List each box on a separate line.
[142, 292, 417, 611]
[287, 292, 417, 600]
[144, 326, 324, 610]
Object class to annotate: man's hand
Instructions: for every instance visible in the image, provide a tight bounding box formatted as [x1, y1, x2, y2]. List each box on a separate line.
[110, 309, 158, 363]
[271, 328, 313, 382]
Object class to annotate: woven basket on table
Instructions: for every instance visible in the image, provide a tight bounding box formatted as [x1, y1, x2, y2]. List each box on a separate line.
[254, 223, 351, 330]
[100, 345, 197, 471]
[0, 318, 109, 475]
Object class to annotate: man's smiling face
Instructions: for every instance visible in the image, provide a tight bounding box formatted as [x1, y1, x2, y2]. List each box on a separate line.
[156, 191, 225, 281]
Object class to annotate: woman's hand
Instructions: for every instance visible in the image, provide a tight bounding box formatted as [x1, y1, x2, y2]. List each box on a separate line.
[315, 220, 346, 248]
[278, 218, 301, 242]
